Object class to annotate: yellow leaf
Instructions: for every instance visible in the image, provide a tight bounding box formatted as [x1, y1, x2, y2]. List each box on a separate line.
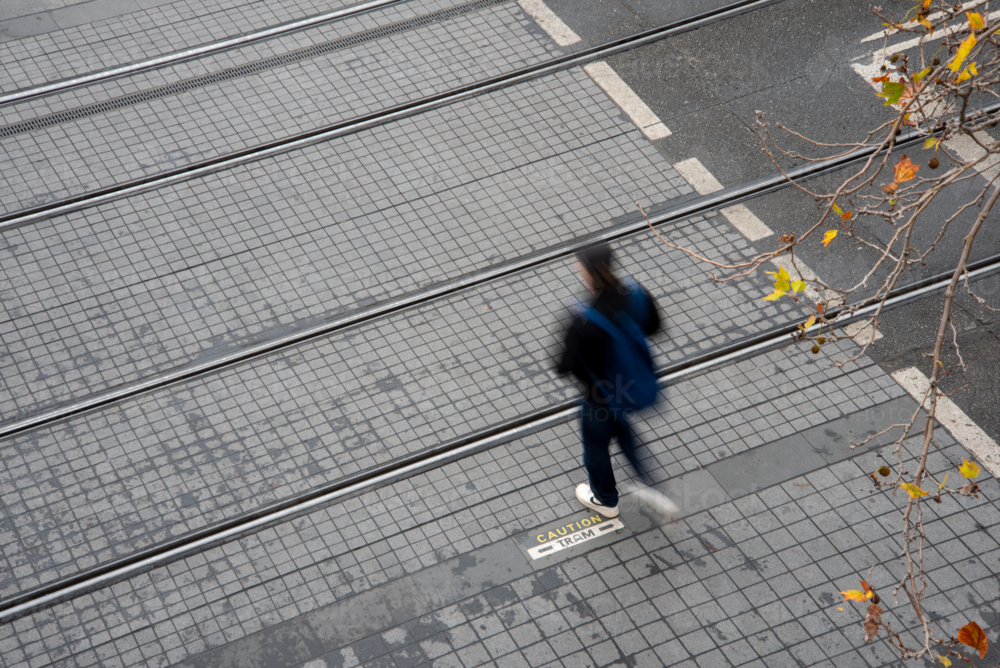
[938, 472, 949, 492]
[923, 137, 938, 149]
[837, 607, 844, 611]
[901, 482, 928, 498]
[893, 155, 920, 183]
[956, 62, 977, 82]
[936, 654, 952, 667]
[959, 458, 981, 480]
[918, 16, 933, 32]
[763, 290, 785, 302]
[823, 230, 838, 248]
[790, 280, 807, 293]
[803, 315, 816, 330]
[913, 66, 933, 81]
[967, 11, 985, 30]
[841, 590, 870, 603]
[957, 621, 989, 659]
[949, 33, 977, 72]
[775, 266, 791, 290]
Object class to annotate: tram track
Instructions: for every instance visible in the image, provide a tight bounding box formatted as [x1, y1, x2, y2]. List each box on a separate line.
[0, 121, 950, 444]
[3, 0, 986, 440]
[0, 0, 514, 140]
[0, 0, 782, 232]
[2, 243, 998, 623]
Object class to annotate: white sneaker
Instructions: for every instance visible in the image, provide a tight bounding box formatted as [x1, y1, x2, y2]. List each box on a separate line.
[575, 483, 620, 518]
[621, 481, 681, 521]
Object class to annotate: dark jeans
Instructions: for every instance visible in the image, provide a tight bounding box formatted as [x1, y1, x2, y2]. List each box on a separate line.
[581, 401, 647, 507]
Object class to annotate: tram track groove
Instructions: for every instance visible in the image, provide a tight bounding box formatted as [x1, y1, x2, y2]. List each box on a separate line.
[0, 0, 782, 232]
[0, 0, 410, 108]
[2, 252, 999, 623]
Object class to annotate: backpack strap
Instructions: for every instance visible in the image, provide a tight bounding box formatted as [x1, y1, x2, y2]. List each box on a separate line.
[573, 277, 647, 348]
[570, 277, 649, 391]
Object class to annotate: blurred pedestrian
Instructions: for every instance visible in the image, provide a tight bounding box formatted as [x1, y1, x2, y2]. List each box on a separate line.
[556, 242, 678, 519]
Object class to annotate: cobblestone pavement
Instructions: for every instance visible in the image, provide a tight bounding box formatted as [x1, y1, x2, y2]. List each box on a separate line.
[0, 64, 688, 424]
[0, 0, 572, 214]
[2, 339, 997, 668]
[0, 215, 806, 600]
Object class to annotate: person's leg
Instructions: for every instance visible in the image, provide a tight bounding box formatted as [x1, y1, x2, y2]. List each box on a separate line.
[611, 412, 681, 520]
[612, 411, 648, 483]
[581, 402, 618, 507]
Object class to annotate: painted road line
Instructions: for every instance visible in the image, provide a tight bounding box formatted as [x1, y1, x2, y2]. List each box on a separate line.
[518, 0, 580, 46]
[852, 9, 1000, 105]
[841, 320, 884, 346]
[674, 157, 724, 194]
[892, 366, 1000, 478]
[674, 158, 773, 240]
[768, 254, 836, 304]
[860, 4, 996, 45]
[675, 159, 837, 299]
[583, 61, 672, 140]
[719, 204, 772, 241]
[941, 130, 1000, 184]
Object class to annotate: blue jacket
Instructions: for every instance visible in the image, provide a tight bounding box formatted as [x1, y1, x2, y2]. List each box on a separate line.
[555, 278, 660, 398]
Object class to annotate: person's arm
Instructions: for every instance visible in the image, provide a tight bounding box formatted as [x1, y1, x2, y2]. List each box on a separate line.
[556, 318, 606, 387]
[641, 287, 662, 336]
[555, 321, 580, 375]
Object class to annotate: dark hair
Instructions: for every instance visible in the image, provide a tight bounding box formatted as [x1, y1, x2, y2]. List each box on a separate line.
[576, 242, 619, 291]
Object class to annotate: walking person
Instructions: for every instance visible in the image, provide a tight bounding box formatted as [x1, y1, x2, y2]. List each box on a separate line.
[556, 242, 678, 519]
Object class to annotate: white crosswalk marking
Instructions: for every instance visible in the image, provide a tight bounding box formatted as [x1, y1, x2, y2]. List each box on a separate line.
[673, 158, 773, 241]
[518, 0, 580, 46]
[892, 367, 1000, 478]
[584, 62, 672, 140]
